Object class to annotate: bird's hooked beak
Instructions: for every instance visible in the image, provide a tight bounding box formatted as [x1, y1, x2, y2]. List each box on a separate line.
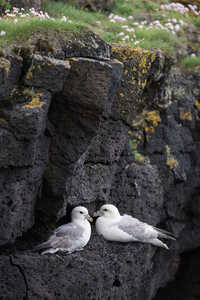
[93, 210, 104, 217]
[85, 214, 93, 222]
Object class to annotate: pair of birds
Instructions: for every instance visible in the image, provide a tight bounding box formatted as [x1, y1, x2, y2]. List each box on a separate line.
[35, 204, 176, 255]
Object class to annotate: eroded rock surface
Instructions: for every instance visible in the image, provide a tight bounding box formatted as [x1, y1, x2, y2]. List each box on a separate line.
[61, 0, 115, 12]
[0, 32, 200, 300]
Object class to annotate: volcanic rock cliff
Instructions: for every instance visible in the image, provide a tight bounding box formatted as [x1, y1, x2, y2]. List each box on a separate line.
[0, 32, 200, 300]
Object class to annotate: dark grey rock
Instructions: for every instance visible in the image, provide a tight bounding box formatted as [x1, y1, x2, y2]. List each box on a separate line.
[0, 256, 27, 300]
[0, 56, 22, 98]
[18, 31, 112, 60]
[0, 236, 174, 300]
[0, 89, 51, 167]
[63, 0, 115, 12]
[154, 249, 200, 300]
[37, 57, 123, 220]
[0, 37, 200, 300]
[8, 0, 46, 9]
[24, 55, 71, 93]
[0, 89, 51, 244]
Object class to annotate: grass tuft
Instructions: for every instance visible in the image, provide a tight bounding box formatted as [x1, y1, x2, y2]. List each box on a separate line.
[0, 17, 84, 46]
[0, 0, 198, 68]
[181, 55, 200, 69]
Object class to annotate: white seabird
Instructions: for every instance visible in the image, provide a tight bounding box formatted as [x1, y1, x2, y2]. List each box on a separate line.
[94, 204, 176, 250]
[35, 206, 92, 255]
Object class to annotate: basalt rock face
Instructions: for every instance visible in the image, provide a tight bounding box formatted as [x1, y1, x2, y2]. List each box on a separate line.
[6, 0, 46, 10]
[0, 32, 200, 300]
[58, 0, 115, 12]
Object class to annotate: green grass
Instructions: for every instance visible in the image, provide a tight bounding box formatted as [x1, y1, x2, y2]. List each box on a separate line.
[0, 0, 199, 68]
[0, 0, 11, 10]
[43, 1, 102, 26]
[181, 55, 200, 69]
[114, 0, 160, 17]
[0, 17, 84, 46]
[192, 16, 200, 26]
[135, 27, 186, 51]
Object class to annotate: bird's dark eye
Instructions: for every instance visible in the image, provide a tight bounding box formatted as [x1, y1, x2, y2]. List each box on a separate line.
[103, 208, 108, 212]
[80, 211, 84, 214]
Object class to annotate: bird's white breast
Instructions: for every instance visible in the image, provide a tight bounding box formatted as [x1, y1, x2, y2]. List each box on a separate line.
[79, 220, 91, 246]
[95, 216, 132, 242]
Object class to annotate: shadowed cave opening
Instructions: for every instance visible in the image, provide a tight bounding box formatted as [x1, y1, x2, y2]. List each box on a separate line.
[153, 247, 200, 300]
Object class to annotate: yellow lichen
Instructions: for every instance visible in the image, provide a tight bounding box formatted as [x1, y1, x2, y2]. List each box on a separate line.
[166, 157, 179, 169]
[22, 94, 44, 109]
[131, 110, 161, 143]
[26, 71, 33, 80]
[179, 108, 192, 121]
[64, 60, 71, 69]
[113, 58, 120, 63]
[0, 58, 10, 77]
[112, 47, 151, 62]
[71, 57, 78, 61]
[151, 53, 156, 63]
[124, 69, 128, 75]
[141, 79, 147, 89]
[194, 100, 200, 110]
[165, 145, 179, 169]
[17, 56, 23, 61]
[165, 145, 171, 155]
[139, 55, 147, 69]
[145, 110, 161, 126]
[145, 126, 155, 133]
[133, 151, 146, 164]
[120, 93, 124, 97]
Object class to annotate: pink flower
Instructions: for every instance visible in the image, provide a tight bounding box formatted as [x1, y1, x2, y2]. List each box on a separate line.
[0, 31, 6, 36]
[61, 16, 67, 22]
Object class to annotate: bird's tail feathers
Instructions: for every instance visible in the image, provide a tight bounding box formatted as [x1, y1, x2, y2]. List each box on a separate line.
[153, 226, 176, 241]
[151, 238, 169, 250]
[33, 241, 50, 251]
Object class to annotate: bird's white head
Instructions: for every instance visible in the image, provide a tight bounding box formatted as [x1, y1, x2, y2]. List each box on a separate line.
[95, 204, 121, 219]
[71, 206, 93, 222]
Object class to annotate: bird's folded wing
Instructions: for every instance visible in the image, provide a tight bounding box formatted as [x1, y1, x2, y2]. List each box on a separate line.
[35, 223, 84, 250]
[54, 223, 83, 238]
[118, 215, 155, 240]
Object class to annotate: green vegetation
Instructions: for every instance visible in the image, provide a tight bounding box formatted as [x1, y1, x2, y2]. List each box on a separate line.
[43, 1, 102, 25]
[0, 0, 11, 10]
[23, 87, 37, 97]
[0, 0, 199, 68]
[182, 54, 200, 68]
[43, 0, 200, 62]
[0, 17, 84, 46]
[129, 140, 146, 164]
[133, 27, 186, 52]
[165, 145, 179, 169]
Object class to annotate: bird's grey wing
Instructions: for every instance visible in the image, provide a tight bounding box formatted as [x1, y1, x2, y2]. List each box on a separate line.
[118, 215, 155, 241]
[35, 223, 84, 250]
[54, 223, 83, 238]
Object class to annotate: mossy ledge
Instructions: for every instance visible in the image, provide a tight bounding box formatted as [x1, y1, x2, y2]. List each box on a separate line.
[0, 29, 111, 59]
